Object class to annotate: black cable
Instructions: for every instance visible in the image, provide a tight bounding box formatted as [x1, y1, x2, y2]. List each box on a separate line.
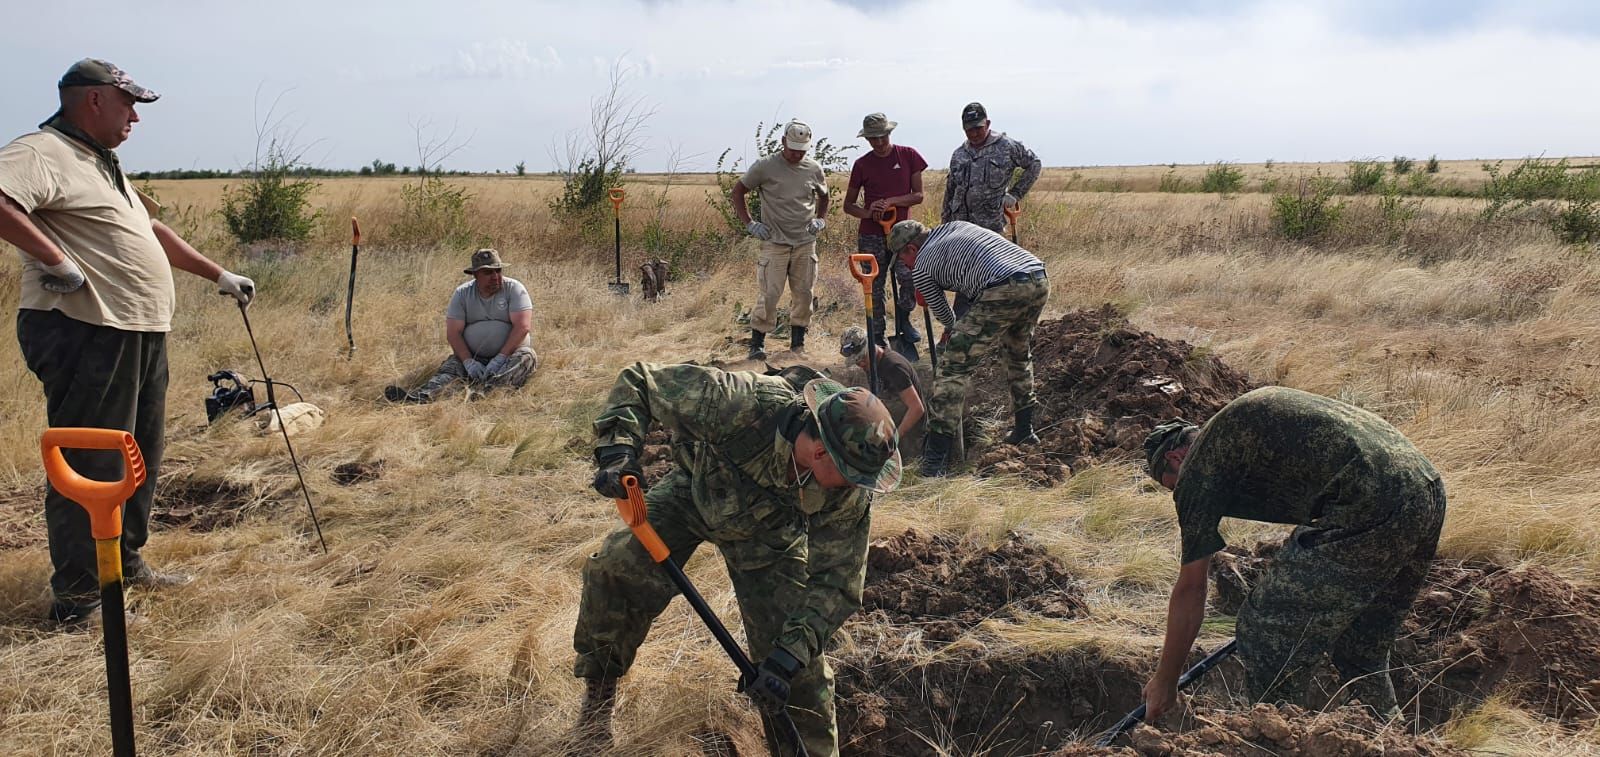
[235, 301, 328, 554]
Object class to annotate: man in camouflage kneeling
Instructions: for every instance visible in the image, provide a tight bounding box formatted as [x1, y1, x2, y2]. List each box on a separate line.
[887, 219, 1048, 476]
[574, 362, 901, 756]
[1141, 386, 1447, 722]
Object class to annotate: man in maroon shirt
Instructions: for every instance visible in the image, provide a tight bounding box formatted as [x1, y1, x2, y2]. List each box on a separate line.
[844, 112, 927, 352]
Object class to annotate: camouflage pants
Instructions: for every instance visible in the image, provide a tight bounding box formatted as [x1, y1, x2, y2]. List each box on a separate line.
[1237, 477, 1447, 715]
[573, 469, 837, 757]
[857, 234, 916, 340]
[16, 309, 166, 606]
[412, 346, 537, 402]
[927, 277, 1049, 438]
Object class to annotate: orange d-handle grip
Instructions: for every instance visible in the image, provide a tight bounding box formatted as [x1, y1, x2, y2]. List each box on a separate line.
[876, 208, 897, 238]
[608, 188, 626, 214]
[849, 253, 880, 317]
[41, 429, 146, 541]
[1003, 203, 1021, 224]
[614, 474, 669, 563]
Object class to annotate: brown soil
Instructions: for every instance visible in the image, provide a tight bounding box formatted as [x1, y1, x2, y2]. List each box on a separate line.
[859, 529, 1088, 642]
[1212, 541, 1600, 725]
[151, 476, 277, 532]
[970, 304, 1255, 482]
[331, 460, 386, 486]
[1051, 703, 1464, 756]
[639, 429, 675, 483]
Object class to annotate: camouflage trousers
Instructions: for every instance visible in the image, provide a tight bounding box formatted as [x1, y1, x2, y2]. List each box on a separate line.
[412, 347, 537, 402]
[857, 234, 916, 340]
[927, 276, 1049, 438]
[17, 309, 166, 606]
[573, 469, 837, 757]
[1238, 477, 1447, 715]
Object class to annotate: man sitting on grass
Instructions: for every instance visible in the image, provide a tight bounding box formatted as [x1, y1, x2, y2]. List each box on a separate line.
[385, 248, 537, 403]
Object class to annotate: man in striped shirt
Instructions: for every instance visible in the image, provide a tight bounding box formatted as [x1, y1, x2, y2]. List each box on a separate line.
[887, 220, 1049, 476]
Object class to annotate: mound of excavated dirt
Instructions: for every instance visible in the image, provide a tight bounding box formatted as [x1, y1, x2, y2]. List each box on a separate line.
[972, 304, 1254, 483]
[1052, 703, 1464, 756]
[1212, 542, 1600, 725]
[859, 529, 1087, 642]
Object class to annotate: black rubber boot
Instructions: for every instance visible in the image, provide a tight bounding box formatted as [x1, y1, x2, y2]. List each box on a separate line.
[573, 677, 618, 747]
[1006, 406, 1040, 446]
[896, 312, 921, 343]
[920, 432, 953, 477]
[748, 330, 767, 361]
[790, 325, 807, 353]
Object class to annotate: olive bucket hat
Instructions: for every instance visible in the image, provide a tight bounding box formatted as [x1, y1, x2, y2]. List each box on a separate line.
[803, 378, 901, 493]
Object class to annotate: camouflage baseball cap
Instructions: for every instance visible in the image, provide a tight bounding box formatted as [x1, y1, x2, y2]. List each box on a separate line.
[857, 112, 897, 139]
[961, 102, 988, 129]
[1143, 419, 1199, 482]
[803, 378, 901, 493]
[886, 220, 928, 253]
[59, 59, 159, 103]
[839, 326, 868, 358]
[463, 248, 505, 274]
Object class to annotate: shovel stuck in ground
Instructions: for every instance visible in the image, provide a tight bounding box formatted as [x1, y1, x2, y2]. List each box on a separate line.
[874, 210, 919, 363]
[607, 188, 630, 295]
[848, 253, 882, 395]
[42, 427, 148, 757]
[1004, 203, 1022, 245]
[612, 475, 809, 756]
[1092, 638, 1238, 747]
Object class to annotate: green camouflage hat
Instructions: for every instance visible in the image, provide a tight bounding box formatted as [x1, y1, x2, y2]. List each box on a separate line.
[1143, 419, 1198, 482]
[886, 220, 928, 253]
[803, 378, 901, 493]
[463, 248, 505, 274]
[59, 59, 159, 103]
[839, 326, 868, 358]
[857, 112, 897, 138]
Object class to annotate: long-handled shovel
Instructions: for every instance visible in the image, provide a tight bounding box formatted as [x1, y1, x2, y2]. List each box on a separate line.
[848, 253, 881, 395]
[344, 217, 360, 358]
[1004, 203, 1022, 245]
[613, 475, 808, 756]
[607, 188, 630, 295]
[42, 427, 148, 757]
[876, 210, 917, 362]
[1091, 638, 1238, 747]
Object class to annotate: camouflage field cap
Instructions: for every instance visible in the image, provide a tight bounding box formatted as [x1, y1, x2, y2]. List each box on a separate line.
[803, 378, 901, 493]
[59, 59, 159, 103]
[886, 219, 928, 253]
[1143, 419, 1199, 482]
[839, 326, 868, 358]
[961, 102, 988, 129]
[857, 112, 897, 139]
[463, 248, 505, 274]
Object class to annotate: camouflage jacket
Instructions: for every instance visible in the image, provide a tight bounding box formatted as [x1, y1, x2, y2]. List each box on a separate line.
[1173, 386, 1441, 565]
[941, 132, 1042, 231]
[593, 362, 872, 667]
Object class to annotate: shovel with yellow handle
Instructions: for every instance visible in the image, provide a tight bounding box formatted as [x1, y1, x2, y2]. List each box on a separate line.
[848, 253, 882, 395]
[42, 427, 147, 757]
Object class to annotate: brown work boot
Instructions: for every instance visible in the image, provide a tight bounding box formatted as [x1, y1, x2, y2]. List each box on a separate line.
[126, 567, 193, 589]
[572, 677, 618, 747]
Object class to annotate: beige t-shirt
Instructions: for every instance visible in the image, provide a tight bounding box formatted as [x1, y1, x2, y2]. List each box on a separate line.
[740, 153, 826, 246]
[0, 128, 174, 332]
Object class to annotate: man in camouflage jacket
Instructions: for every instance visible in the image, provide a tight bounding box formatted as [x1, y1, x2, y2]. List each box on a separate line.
[941, 101, 1042, 235]
[574, 362, 901, 756]
[1140, 387, 1446, 721]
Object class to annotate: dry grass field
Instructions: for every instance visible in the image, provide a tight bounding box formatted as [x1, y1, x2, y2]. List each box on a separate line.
[2, 162, 1599, 755]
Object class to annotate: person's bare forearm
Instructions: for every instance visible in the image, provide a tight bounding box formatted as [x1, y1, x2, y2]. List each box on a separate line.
[0, 193, 69, 266]
[815, 190, 830, 218]
[732, 183, 753, 225]
[1155, 569, 1208, 683]
[152, 220, 224, 281]
[899, 388, 925, 437]
[446, 322, 472, 362]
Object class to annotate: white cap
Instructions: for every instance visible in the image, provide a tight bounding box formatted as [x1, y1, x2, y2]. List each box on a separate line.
[783, 120, 813, 152]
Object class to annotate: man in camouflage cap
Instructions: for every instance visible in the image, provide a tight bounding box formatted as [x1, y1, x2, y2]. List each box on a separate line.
[941, 102, 1042, 319]
[1140, 387, 1446, 722]
[574, 362, 900, 756]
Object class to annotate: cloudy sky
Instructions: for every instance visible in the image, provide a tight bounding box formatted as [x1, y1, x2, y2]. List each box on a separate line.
[2, 0, 1597, 172]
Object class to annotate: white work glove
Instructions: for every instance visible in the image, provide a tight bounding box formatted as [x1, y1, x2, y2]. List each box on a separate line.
[485, 353, 510, 376]
[40, 257, 86, 293]
[1002, 194, 1019, 210]
[746, 221, 771, 241]
[464, 359, 488, 381]
[805, 218, 826, 235]
[217, 270, 256, 306]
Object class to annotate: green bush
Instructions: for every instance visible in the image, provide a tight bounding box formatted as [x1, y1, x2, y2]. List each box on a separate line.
[1392, 155, 1414, 175]
[1199, 161, 1245, 194]
[1272, 176, 1344, 241]
[1481, 157, 1578, 222]
[1157, 170, 1189, 193]
[1346, 159, 1385, 194]
[707, 121, 855, 237]
[1553, 198, 1600, 245]
[395, 176, 476, 246]
[218, 141, 322, 244]
[550, 157, 623, 217]
[1425, 155, 1440, 174]
[1377, 178, 1421, 243]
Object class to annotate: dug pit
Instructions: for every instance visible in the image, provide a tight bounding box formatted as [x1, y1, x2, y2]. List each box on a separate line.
[151, 475, 278, 532]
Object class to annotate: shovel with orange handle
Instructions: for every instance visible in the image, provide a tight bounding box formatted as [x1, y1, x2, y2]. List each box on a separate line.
[1003, 203, 1022, 244]
[875, 209, 918, 363]
[42, 427, 146, 757]
[612, 475, 808, 756]
[848, 253, 882, 395]
[607, 188, 630, 295]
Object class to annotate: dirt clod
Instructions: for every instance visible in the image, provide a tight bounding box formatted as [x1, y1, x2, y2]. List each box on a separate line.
[332, 460, 385, 486]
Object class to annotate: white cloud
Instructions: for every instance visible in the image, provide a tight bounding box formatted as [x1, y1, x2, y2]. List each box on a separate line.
[419, 40, 563, 80]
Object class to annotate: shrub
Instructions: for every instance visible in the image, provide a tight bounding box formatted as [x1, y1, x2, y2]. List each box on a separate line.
[218, 140, 322, 245]
[394, 176, 476, 246]
[1425, 155, 1441, 174]
[1553, 198, 1600, 245]
[707, 121, 855, 237]
[1481, 157, 1575, 222]
[1272, 176, 1344, 241]
[1346, 159, 1385, 194]
[1199, 161, 1245, 194]
[1392, 155, 1414, 175]
[1157, 170, 1189, 193]
[549, 157, 623, 217]
[1378, 178, 1421, 243]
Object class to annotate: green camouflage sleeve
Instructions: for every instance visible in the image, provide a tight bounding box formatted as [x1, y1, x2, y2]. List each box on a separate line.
[775, 493, 872, 668]
[1008, 138, 1042, 201]
[592, 362, 767, 459]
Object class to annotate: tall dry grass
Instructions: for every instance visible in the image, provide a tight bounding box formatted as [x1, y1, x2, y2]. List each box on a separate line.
[0, 170, 1597, 754]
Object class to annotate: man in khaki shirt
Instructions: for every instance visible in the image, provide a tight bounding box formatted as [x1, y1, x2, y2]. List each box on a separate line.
[732, 120, 829, 360]
[0, 59, 256, 627]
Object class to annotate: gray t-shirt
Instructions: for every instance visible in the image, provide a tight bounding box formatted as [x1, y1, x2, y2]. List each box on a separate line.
[446, 277, 533, 359]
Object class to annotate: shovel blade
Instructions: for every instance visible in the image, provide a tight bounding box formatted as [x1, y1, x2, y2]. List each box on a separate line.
[608, 282, 631, 296]
[891, 333, 920, 362]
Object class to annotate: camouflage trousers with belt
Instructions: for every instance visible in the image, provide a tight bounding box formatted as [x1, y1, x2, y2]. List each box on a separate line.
[1237, 476, 1447, 716]
[927, 277, 1049, 438]
[412, 346, 538, 401]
